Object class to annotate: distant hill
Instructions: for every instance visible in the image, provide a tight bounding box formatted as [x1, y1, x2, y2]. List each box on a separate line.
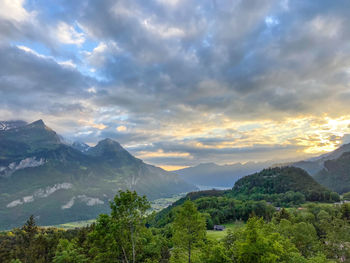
[314, 152, 350, 193]
[0, 120, 196, 229]
[174, 161, 272, 188]
[232, 167, 338, 202]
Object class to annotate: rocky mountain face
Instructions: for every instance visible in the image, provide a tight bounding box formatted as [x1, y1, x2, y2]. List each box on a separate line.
[0, 120, 195, 229]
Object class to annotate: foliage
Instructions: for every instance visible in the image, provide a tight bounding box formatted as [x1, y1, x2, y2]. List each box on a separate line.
[53, 239, 88, 263]
[171, 201, 206, 263]
[343, 192, 350, 201]
[88, 190, 159, 263]
[231, 167, 339, 203]
[1, 191, 350, 263]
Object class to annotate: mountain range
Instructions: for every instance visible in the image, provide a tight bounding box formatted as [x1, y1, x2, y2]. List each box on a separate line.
[0, 120, 195, 229]
[174, 161, 274, 188]
[175, 143, 350, 194]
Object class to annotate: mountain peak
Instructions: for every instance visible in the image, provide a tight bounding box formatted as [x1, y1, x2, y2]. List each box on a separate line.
[97, 138, 122, 148]
[29, 119, 45, 127]
[87, 138, 130, 160]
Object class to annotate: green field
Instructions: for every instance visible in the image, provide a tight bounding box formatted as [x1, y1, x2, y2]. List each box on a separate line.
[45, 219, 96, 229]
[207, 221, 244, 241]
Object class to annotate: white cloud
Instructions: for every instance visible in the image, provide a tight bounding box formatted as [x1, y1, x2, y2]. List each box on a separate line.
[143, 19, 185, 38]
[16, 45, 47, 59]
[84, 41, 121, 67]
[156, 0, 182, 7]
[58, 60, 77, 68]
[56, 22, 85, 45]
[309, 16, 342, 38]
[0, 0, 33, 22]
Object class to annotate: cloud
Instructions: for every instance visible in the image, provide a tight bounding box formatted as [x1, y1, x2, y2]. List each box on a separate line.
[0, 0, 33, 22]
[1, 0, 350, 168]
[56, 22, 85, 45]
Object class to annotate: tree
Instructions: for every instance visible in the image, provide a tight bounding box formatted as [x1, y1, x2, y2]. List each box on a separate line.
[341, 203, 350, 221]
[17, 215, 39, 263]
[172, 200, 206, 263]
[228, 218, 302, 263]
[89, 190, 152, 263]
[53, 239, 88, 263]
[343, 192, 350, 201]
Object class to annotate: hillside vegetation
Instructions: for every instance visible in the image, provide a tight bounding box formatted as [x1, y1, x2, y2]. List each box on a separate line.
[231, 167, 339, 203]
[315, 152, 350, 193]
[1, 190, 350, 263]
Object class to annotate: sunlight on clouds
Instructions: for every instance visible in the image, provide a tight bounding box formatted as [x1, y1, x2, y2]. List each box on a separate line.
[137, 149, 191, 159]
[159, 165, 189, 171]
[116, 125, 127, 132]
[131, 114, 350, 167]
[78, 119, 107, 130]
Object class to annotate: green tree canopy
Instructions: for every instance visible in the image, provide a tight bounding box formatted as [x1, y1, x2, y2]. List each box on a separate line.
[172, 200, 206, 263]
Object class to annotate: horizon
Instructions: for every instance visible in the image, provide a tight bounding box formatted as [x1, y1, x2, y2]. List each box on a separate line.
[1, 0, 350, 170]
[0, 118, 342, 171]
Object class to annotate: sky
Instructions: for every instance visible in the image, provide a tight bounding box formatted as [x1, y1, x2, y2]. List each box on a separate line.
[1, 0, 350, 170]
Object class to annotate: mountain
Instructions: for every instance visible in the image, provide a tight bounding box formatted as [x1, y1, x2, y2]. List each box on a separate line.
[174, 161, 272, 188]
[71, 141, 90, 152]
[274, 143, 350, 193]
[0, 120, 196, 229]
[314, 152, 350, 193]
[283, 143, 350, 176]
[0, 120, 27, 131]
[231, 167, 337, 202]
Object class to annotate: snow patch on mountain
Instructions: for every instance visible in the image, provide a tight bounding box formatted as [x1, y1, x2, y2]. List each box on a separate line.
[6, 183, 73, 208]
[0, 120, 27, 131]
[6, 199, 23, 208]
[62, 197, 76, 209]
[61, 195, 104, 210]
[0, 157, 46, 177]
[35, 183, 72, 198]
[78, 195, 104, 206]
